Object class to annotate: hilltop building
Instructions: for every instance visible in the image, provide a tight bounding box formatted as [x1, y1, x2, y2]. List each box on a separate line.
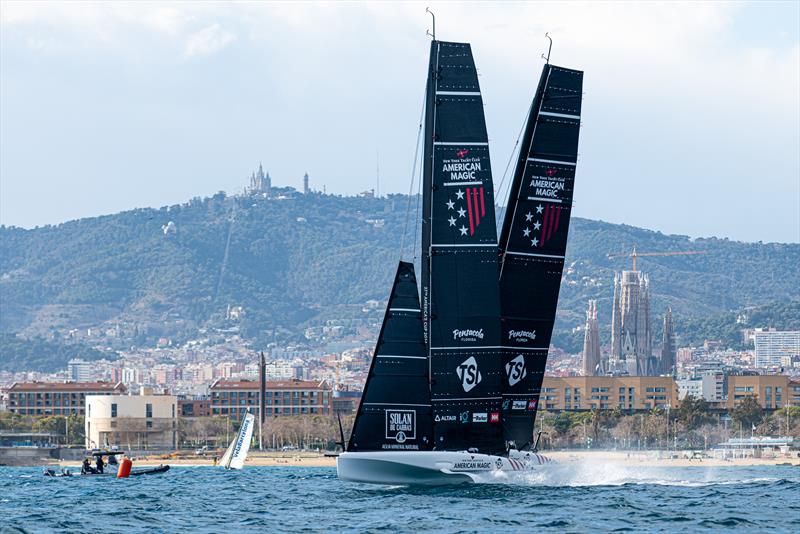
[610, 271, 653, 375]
[581, 300, 602, 376]
[303, 172, 310, 195]
[246, 163, 271, 197]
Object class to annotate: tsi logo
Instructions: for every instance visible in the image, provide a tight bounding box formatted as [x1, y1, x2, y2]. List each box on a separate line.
[386, 409, 416, 443]
[505, 354, 527, 387]
[472, 412, 488, 423]
[512, 400, 527, 411]
[456, 356, 482, 392]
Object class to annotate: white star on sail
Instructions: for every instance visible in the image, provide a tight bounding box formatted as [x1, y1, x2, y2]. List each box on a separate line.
[533, 221, 541, 230]
[459, 225, 468, 236]
[536, 204, 544, 214]
[523, 227, 530, 237]
[525, 212, 533, 222]
[531, 238, 539, 246]
[448, 216, 457, 226]
[455, 190, 465, 200]
[457, 207, 466, 218]
[446, 199, 455, 210]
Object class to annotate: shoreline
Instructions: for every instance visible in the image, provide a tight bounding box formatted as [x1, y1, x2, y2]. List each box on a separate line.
[44, 450, 800, 469]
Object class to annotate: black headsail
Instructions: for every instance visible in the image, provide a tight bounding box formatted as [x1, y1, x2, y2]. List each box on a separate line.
[421, 41, 504, 454]
[498, 64, 583, 449]
[347, 261, 432, 452]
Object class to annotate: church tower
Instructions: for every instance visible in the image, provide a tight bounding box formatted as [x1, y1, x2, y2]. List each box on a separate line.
[303, 172, 310, 195]
[611, 270, 653, 375]
[660, 307, 676, 376]
[582, 300, 602, 376]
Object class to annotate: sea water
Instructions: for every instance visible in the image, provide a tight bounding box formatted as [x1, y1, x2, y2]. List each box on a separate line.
[1, 464, 798, 533]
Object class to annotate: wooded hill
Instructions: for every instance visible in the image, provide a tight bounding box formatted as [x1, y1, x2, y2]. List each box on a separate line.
[2, 190, 797, 361]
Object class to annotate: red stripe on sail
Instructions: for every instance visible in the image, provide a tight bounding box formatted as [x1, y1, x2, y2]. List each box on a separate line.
[467, 188, 475, 236]
[553, 206, 561, 237]
[473, 188, 481, 228]
[479, 187, 485, 217]
[540, 205, 549, 247]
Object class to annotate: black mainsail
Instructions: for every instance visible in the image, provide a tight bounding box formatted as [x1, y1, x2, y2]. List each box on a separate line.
[498, 64, 583, 448]
[347, 261, 432, 452]
[421, 41, 504, 454]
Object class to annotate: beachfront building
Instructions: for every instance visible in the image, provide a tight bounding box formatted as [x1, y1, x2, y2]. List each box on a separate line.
[85, 393, 177, 450]
[726, 375, 795, 409]
[540, 376, 679, 411]
[5, 382, 127, 416]
[210, 379, 333, 420]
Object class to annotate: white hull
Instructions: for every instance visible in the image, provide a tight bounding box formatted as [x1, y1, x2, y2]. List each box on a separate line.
[337, 450, 552, 486]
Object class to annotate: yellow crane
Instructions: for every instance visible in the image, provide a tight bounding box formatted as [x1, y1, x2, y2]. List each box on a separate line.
[606, 246, 707, 271]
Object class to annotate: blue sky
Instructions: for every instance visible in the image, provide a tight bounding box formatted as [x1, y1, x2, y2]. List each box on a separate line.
[1, 1, 798, 242]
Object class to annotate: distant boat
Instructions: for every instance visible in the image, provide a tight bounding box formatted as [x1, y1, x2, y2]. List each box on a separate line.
[220, 410, 255, 470]
[337, 32, 583, 485]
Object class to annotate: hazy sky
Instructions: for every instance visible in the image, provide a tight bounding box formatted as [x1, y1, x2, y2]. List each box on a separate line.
[1, 1, 798, 242]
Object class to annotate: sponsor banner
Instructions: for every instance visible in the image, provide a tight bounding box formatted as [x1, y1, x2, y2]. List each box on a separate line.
[505, 354, 528, 387]
[456, 356, 482, 393]
[385, 409, 416, 443]
[512, 400, 527, 411]
[472, 412, 488, 423]
[434, 414, 457, 423]
[490, 412, 500, 424]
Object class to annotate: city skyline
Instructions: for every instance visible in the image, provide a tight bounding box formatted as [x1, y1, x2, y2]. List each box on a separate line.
[1, 2, 798, 242]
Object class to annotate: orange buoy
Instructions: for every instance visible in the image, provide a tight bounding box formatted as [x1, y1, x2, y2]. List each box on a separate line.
[117, 458, 132, 478]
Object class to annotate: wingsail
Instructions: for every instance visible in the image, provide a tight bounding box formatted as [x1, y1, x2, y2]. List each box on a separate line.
[498, 64, 584, 448]
[421, 41, 505, 454]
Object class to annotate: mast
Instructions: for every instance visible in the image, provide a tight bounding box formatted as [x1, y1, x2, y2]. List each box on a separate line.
[347, 262, 431, 452]
[421, 40, 505, 454]
[498, 62, 584, 449]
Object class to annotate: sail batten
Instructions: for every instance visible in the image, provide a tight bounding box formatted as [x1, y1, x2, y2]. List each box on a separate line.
[499, 63, 584, 449]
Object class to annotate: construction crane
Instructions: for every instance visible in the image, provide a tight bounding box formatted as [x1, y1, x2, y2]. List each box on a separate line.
[606, 246, 707, 271]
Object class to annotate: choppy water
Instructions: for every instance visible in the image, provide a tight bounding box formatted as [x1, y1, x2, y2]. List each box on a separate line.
[1, 463, 799, 533]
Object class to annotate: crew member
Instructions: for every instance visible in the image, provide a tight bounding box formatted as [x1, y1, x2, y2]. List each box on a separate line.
[81, 457, 93, 474]
[95, 455, 104, 474]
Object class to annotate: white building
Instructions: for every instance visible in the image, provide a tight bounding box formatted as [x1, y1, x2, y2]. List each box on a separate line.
[85, 394, 177, 451]
[677, 372, 725, 402]
[754, 330, 800, 368]
[68, 359, 93, 382]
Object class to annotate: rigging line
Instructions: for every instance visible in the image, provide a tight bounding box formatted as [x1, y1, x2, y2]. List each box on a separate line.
[412, 141, 424, 262]
[400, 84, 428, 262]
[494, 104, 531, 215]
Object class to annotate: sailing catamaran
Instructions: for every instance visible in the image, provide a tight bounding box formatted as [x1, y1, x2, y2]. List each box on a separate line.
[337, 34, 583, 485]
[220, 409, 255, 470]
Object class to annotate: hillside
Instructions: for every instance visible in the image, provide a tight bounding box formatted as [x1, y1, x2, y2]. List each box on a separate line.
[1, 190, 798, 360]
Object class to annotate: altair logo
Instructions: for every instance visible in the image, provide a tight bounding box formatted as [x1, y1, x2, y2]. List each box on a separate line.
[508, 329, 536, 342]
[453, 328, 484, 341]
[456, 356, 482, 392]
